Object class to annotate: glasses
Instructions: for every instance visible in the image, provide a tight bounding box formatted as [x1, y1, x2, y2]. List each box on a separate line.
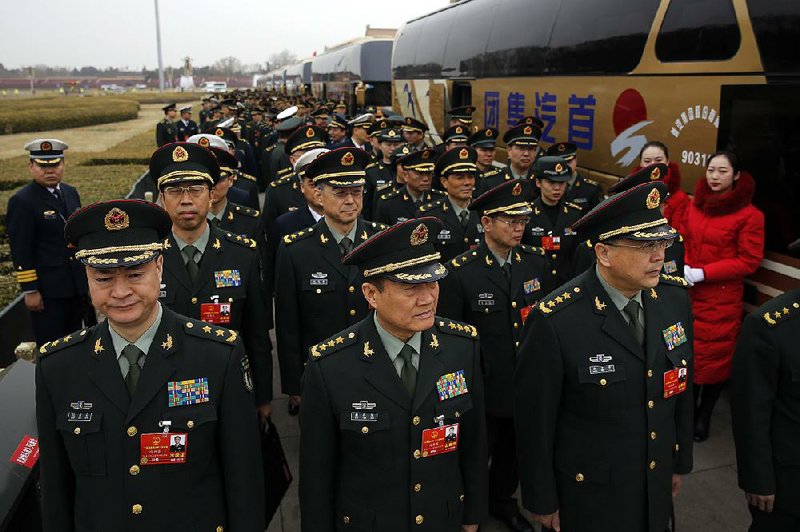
[162, 185, 208, 199]
[493, 217, 530, 228]
[606, 238, 675, 252]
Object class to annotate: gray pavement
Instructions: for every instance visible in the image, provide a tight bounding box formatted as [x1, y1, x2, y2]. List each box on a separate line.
[265, 334, 750, 531]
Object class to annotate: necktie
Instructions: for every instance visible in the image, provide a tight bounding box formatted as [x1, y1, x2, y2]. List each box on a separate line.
[459, 210, 469, 228]
[502, 262, 511, 280]
[182, 245, 200, 282]
[121, 344, 144, 396]
[210, 217, 221, 227]
[340, 236, 353, 256]
[398, 344, 417, 397]
[52, 188, 66, 210]
[623, 299, 644, 346]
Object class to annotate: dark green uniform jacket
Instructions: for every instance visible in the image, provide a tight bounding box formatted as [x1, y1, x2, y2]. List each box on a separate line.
[416, 198, 482, 262]
[300, 314, 489, 531]
[35, 308, 265, 531]
[514, 269, 694, 532]
[564, 174, 603, 211]
[373, 187, 445, 226]
[438, 242, 547, 416]
[732, 288, 800, 517]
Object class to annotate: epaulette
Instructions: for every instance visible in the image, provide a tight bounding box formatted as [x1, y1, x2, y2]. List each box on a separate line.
[183, 319, 239, 345]
[238, 172, 257, 182]
[269, 175, 292, 188]
[417, 198, 445, 213]
[584, 177, 600, 186]
[519, 244, 545, 256]
[449, 249, 481, 269]
[435, 317, 479, 339]
[537, 285, 583, 317]
[310, 326, 359, 359]
[38, 328, 91, 356]
[369, 221, 389, 231]
[233, 204, 260, 218]
[482, 167, 502, 177]
[431, 189, 446, 197]
[759, 292, 800, 328]
[277, 167, 293, 177]
[379, 188, 401, 201]
[365, 161, 378, 170]
[264, 144, 275, 153]
[224, 232, 258, 249]
[565, 201, 583, 211]
[660, 273, 688, 287]
[283, 226, 315, 245]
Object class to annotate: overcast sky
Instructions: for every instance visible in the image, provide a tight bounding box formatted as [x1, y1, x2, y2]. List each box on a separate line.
[0, 0, 449, 70]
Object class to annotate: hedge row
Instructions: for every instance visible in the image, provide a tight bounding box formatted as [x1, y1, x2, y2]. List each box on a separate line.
[0, 98, 140, 135]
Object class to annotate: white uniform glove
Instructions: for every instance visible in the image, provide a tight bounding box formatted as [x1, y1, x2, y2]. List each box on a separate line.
[683, 265, 705, 286]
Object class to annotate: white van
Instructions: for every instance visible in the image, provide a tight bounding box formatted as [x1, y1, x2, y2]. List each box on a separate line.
[204, 81, 227, 93]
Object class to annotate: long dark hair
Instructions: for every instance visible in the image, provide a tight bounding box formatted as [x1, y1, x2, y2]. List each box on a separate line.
[706, 150, 742, 174]
[638, 140, 669, 160]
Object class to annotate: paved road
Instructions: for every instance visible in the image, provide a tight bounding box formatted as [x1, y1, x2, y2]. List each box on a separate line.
[264, 328, 751, 532]
[0, 103, 164, 160]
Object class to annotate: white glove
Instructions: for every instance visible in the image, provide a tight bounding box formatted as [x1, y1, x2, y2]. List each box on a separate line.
[683, 265, 705, 286]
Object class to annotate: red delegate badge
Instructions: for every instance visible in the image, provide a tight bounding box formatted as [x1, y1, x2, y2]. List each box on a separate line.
[421, 423, 459, 457]
[200, 303, 231, 324]
[140, 433, 188, 465]
[663, 367, 688, 399]
[541, 236, 561, 251]
[520, 304, 534, 324]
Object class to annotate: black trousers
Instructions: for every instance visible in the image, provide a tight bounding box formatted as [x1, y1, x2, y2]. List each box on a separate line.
[749, 505, 800, 532]
[487, 414, 520, 514]
[30, 295, 88, 344]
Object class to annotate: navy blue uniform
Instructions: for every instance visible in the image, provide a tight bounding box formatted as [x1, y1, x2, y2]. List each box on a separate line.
[7, 181, 89, 343]
[174, 119, 199, 141]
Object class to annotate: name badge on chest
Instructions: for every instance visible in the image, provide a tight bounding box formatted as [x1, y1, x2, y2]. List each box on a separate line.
[542, 235, 561, 250]
[140, 433, 188, 465]
[43, 210, 58, 220]
[437, 229, 451, 241]
[214, 269, 241, 288]
[421, 423, 459, 457]
[310, 272, 328, 286]
[201, 302, 231, 324]
[663, 367, 688, 398]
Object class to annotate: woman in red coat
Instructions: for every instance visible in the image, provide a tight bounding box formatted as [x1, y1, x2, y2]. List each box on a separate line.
[682, 151, 765, 442]
[639, 141, 690, 231]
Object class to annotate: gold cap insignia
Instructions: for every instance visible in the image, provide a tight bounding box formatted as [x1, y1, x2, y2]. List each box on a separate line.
[458, 148, 469, 160]
[512, 182, 522, 196]
[455, 126, 463, 134]
[421, 150, 430, 160]
[104, 207, 130, 231]
[558, 144, 566, 152]
[41, 141, 52, 151]
[172, 145, 189, 162]
[650, 167, 661, 180]
[215, 128, 224, 137]
[341, 151, 355, 166]
[486, 129, 493, 137]
[305, 127, 315, 138]
[388, 130, 397, 137]
[555, 163, 564, 173]
[524, 117, 533, 124]
[402, 147, 410, 155]
[410, 223, 429, 246]
[523, 126, 532, 135]
[646, 188, 661, 209]
[198, 137, 209, 147]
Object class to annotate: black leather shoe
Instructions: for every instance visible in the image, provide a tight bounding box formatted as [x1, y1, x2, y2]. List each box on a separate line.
[694, 417, 710, 442]
[491, 510, 535, 532]
[288, 402, 300, 416]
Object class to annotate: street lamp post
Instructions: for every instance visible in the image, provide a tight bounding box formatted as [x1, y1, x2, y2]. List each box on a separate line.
[154, 0, 165, 91]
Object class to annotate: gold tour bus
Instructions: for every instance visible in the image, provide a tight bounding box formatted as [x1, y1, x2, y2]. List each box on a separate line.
[391, 0, 800, 303]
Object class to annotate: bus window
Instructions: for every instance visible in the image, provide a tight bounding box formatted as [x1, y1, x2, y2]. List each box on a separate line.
[546, 0, 659, 74]
[441, 0, 495, 78]
[414, 10, 457, 78]
[747, 0, 800, 74]
[484, 0, 559, 77]
[655, 0, 740, 62]
[393, 21, 427, 79]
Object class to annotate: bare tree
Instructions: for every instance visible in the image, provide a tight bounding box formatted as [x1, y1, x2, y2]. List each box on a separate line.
[213, 56, 243, 76]
[268, 49, 297, 69]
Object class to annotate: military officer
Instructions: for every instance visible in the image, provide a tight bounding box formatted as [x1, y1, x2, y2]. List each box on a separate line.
[274, 148, 385, 416]
[402, 116, 430, 150]
[260, 115, 301, 187]
[198, 96, 213, 127]
[326, 113, 348, 147]
[149, 143, 273, 418]
[439, 179, 546, 532]
[448, 105, 475, 128]
[417, 146, 481, 261]
[7, 139, 92, 344]
[36, 199, 265, 532]
[546, 142, 603, 211]
[731, 287, 800, 531]
[187, 133, 260, 210]
[155, 103, 178, 147]
[174, 105, 199, 141]
[205, 146, 262, 237]
[523, 156, 584, 295]
[270, 148, 327, 248]
[311, 107, 329, 128]
[468, 127, 505, 196]
[515, 181, 693, 532]
[373, 147, 445, 225]
[300, 217, 488, 531]
[500, 123, 540, 182]
[363, 127, 403, 219]
[331, 113, 373, 154]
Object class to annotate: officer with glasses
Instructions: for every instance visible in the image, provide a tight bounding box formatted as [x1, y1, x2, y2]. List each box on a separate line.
[149, 143, 273, 421]
[515, 181, 693, 532]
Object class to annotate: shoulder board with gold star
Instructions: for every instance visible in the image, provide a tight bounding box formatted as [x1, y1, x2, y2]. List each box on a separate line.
[283, 226, 315, 245]
[759, 291, 800, 328]
[449, 249, 481, 269]
[417, 198, 446, 213]
[238, 172, 257, 183]
[233, 204, 260, 218]
[379, 188, 402, 201]
[537, 285, 584, 317]
[565, 201, 583, 211]
[369, 221, 388, 231]
[264, 144, 275, 153]
[519, 244, 545, 256]
[660, 273, 688, 288]
[435, 317, 479, 339]
[365, 161, 378, 170]
[431, 189, 446, 197]
[184, 319, 239, 345]
[269, 175, 293, 188]
[224, 232, 257, 249]
[481, 167, 502, 177]
[38, 328, 92, 357]
[277, 167, 293, 177]
[310, 326, 360, 359]
[583, 177, 600, 186]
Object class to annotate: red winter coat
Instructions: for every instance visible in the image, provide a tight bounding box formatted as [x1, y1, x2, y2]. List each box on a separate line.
[683, 171, 765, 384]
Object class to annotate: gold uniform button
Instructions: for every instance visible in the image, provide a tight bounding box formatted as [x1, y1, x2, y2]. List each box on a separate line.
[576, 473, 585, 482]
[127, 426, 137, 437]
[681, 359, 687, 366]
[191, 297, 198, 304]
[361, 426, 369, 434]
[599, 378, 607, 386]
[316, 289, 322, 294]
[413, 449, 421, 459]
[129, 465, 140, 475]
[343, 515, 350, 524]
[551, 254, 557, 260]
[649, 461, 657, 470]
[414, 483, 422, 492]
[647, 369, 653, 378]
[415, 515, 424, 525]
[412, 416, 420, 426]
[349, 309, 356, 316]
[511, 301, 517, 309]
[513, 322, 519, 329]
[675, 443, 680, 451]
[650, 431, 657, 440]
[454, 411, 460, 418]
[551, 269, 557, 275]
[73, 427, 81, 435]
[187, 420, 195, 429]
[648, 400, 655, 409]
[459, 494, 465, 502]
[132, 504, 143, 515]
[349, 285, 355, 293]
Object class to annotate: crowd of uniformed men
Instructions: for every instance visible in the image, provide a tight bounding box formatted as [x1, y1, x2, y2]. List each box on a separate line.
[5, 89, 798, 532]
